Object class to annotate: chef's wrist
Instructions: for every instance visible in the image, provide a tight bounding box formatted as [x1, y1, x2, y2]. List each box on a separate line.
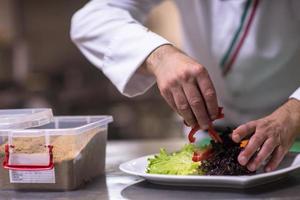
[144, 44, 177, 76]
[283, 98, 300, 135]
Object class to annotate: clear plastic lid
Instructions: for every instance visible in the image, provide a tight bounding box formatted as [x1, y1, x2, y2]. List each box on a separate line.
[1, 115, 113, 137]
[0, 108, 53, 129]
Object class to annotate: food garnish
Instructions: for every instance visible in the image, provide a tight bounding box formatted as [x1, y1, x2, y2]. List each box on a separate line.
[147, 130, 255, 176]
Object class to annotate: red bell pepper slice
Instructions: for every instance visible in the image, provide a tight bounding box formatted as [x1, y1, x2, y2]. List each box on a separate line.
[187, 107, 224, 143]
[192, 147, 213, 162]
[188, 125, 200, 143]
[208, 125, 223, 143]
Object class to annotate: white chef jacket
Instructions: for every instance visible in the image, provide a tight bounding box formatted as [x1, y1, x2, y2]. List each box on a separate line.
[71, 0, 300, 126]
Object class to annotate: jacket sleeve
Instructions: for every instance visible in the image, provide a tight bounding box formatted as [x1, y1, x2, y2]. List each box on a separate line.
[290, 87, 300, 101]
[70, 0, 170, 97]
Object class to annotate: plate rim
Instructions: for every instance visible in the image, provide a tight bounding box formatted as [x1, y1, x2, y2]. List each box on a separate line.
[119, 154, 300, 185]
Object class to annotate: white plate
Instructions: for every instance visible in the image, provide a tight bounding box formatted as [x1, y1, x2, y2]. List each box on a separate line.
[120, 153, 300, 188]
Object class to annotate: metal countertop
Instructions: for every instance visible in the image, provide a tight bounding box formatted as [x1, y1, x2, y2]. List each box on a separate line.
[1, 139, 300, 200]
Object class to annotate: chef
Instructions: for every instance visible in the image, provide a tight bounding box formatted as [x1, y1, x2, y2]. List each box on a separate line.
[70, 0, 300, 173]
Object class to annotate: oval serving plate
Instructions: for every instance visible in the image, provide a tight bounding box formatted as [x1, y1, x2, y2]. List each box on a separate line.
[120, 153, 300, 188]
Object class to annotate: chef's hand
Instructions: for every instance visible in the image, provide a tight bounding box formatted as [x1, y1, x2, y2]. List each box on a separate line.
[145, 44, 219, 129]
[232, 99, 300, 172]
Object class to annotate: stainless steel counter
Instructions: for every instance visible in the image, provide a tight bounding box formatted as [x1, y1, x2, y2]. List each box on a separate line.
[1, 139, 300, 200]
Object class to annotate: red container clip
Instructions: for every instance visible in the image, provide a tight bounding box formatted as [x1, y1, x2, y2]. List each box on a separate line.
[3, 144, 54, 171]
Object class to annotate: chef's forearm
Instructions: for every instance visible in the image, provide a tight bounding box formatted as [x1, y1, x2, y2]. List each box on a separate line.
[70, 0, 169, 97]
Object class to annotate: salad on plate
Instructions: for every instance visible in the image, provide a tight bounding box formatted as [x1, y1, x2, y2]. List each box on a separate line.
[147, 131, 254, 176]
[147, 107, 254, 176]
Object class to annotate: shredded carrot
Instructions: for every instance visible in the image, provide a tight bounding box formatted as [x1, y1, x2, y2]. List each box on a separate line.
[240, 140, 249, 148]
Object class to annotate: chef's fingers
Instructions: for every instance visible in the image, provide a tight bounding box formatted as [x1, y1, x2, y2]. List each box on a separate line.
[172, 86, 197, 126]
[246, 138, 277, 171]
[264, 146, 287, 172]
[182, 81, 210, 129]
[195, 67, 219, 120]
[160, 88, 177, 111]
[238, 129, 267, 166]
[232, 121, 257, 143]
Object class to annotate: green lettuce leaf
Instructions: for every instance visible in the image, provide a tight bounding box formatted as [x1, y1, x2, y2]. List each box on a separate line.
[146, 144, 203, 175]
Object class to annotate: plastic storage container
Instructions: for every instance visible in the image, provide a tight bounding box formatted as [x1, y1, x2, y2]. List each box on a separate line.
[0, 115, 113, 191]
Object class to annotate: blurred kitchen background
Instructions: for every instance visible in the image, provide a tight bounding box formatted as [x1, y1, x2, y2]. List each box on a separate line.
[0, 0, 184, 140]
